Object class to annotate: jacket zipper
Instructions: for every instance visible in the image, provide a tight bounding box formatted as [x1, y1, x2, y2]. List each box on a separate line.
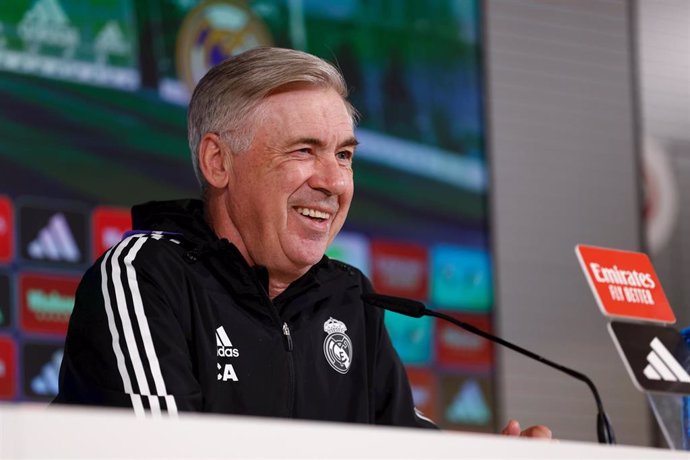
[248, 271, 296, 418]
[282, 322, 294, 351]
[282, 321, 295, 416]
[211, 243, 298, 417]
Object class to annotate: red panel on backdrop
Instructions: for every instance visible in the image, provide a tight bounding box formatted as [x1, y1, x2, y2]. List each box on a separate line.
[0, 336, 17, 399]
[92, 206, 132, 260]
[435, 313, 493, 369]
[405, 366, 437, 423]
[0, 196, 14, 264]
[19, 273, 80, 335]
[371, 240, 428, 300]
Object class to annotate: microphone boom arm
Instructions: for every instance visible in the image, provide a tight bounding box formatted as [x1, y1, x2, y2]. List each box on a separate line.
[425, 309, 616, 445]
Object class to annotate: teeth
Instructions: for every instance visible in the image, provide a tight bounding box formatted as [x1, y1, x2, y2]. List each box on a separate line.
[296, 207, 330, 220]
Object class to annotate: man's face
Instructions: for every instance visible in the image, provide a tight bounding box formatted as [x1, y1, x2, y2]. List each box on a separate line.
[224, 85, 356, 279]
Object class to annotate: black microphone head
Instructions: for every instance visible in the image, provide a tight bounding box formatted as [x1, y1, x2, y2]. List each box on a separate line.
[361, 293, 426, 318]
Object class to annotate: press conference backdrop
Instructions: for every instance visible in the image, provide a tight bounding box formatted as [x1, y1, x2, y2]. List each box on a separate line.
[0, 0, 492, 431]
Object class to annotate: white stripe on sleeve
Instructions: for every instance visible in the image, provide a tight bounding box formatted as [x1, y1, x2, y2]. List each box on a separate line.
[101, 240, 145, 418]
[102, 234, 178, 416]
[123, 236, 178, 416]
[110, 237, 154, 403]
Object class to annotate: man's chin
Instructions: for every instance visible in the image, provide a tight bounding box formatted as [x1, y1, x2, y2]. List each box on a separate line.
[286, 244, 328, 269]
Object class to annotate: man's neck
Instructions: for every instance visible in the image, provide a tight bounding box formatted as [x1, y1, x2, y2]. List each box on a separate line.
[267, 277, 291, 300]
[205, 198, 307, 300]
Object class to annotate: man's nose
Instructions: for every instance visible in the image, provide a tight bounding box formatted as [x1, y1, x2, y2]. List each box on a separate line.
[309, 155, 351, 196]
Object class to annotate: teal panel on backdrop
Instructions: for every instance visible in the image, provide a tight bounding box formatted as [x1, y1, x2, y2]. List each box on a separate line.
[430, 245, 492, 311]
[384, 311, 433, 365]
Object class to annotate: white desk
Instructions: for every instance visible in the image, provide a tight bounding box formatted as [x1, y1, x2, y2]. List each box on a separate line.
[0, 403, 685, 458]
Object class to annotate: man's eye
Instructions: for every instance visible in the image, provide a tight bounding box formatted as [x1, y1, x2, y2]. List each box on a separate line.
[336, 151, 353, 162]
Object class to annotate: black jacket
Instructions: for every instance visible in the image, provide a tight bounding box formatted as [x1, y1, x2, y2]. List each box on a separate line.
[55, 199, 435, 428]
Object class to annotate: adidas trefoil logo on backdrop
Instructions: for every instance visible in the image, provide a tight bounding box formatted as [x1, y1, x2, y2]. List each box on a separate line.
[216, 326, 239, 382]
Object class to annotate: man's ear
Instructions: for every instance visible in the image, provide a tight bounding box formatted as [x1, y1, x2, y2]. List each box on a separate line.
[198, 133, 231, 189]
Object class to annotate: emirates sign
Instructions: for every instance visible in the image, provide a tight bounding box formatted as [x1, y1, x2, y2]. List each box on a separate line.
[576, 244, 675, 324]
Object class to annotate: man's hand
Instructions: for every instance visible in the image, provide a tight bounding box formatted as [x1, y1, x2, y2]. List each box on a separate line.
[500, 419, 553, 439]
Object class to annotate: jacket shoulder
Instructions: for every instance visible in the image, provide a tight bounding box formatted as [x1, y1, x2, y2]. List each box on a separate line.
[87, 231, 192, 288]
[111, 231, 189, 258]
[321, 257, 372, 287]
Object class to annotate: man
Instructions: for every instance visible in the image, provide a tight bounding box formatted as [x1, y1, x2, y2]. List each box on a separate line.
[55, 47, 550, 437]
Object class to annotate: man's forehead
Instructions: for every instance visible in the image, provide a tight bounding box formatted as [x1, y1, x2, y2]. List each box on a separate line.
[257, 90, 355, 144]
[284, 135, 359, 149]
[261, 86, 352, 119]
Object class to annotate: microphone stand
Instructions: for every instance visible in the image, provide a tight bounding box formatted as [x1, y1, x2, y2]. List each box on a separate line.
[361, 293, 616, 444]
[425, 308, 616, 444]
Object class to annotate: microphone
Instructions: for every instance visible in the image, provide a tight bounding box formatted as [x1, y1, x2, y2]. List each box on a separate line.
[362, 293, 616, 445]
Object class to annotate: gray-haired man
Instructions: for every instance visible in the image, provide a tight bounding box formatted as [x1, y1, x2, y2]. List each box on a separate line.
[56, 47, 550, 437]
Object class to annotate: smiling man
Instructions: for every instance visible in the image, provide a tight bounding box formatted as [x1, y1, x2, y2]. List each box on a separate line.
[55, 47, 549, 438]
[200, 82, 357, 299]
[55, 47, 435, 426]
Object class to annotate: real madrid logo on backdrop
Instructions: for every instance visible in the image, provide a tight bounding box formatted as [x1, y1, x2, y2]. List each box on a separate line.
[323, 317, 353, 374]
[176, 0, 273, 91]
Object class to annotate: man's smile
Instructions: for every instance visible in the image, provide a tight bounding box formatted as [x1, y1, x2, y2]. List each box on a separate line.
[295, 206, 332, 220]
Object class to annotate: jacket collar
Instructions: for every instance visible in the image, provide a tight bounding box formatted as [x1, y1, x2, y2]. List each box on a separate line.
[131, 199, 340, 317]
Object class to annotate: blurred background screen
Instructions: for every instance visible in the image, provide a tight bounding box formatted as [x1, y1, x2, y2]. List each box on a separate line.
[0, 0, 493, 432]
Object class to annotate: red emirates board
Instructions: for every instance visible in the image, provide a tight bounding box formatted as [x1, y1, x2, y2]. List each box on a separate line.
[19, 273, 80, 335]
[576, 244, 675, 324]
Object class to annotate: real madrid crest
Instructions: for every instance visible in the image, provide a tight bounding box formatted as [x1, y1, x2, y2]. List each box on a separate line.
[176, 0, 274, 92]
[323, 317, 353, 374]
